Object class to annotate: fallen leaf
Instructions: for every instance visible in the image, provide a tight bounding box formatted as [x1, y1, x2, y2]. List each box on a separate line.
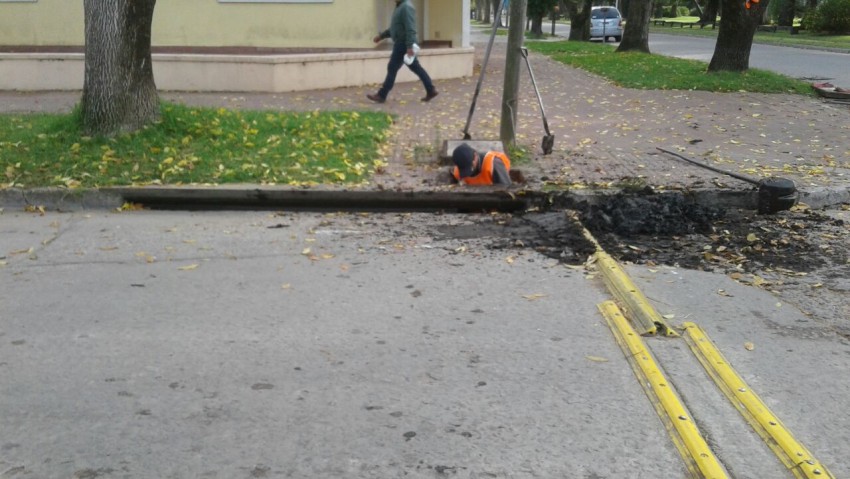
[178, 264, 199, 271]
[506, 256, 515, 264]
[744, 342, 755, 351]
[586, 356, 609, 362]
[522, 293, 548, 301]
[301, 248, 312, 255]
[281, 283, 291, 289]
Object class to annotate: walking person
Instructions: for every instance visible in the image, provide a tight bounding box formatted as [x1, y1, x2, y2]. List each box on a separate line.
[367, 0, 438, 104]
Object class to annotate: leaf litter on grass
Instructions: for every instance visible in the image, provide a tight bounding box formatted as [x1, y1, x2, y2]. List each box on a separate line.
[0, 102, 394, 188]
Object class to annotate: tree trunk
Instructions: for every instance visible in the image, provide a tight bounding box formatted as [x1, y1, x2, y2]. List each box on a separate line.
[568, 0, 593, 40]
[81, 0, 159, 136]
[708, 0, 769, 71]
[699, 0, 720, 25]
[777, 0, 796, 26]
[482, 0, 490, 23]
[617, 0, 652, 52]
[531, 14, 545, 36]
[493, 0, 504, 26]
[500, 0, 527, 147]
[670, 0, 680, 17]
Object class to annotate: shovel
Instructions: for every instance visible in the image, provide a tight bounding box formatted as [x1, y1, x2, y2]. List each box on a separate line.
[520, 47, 555, 154]
[461, 0, 506, 141]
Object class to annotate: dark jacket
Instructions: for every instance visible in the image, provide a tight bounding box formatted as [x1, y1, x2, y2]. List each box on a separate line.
[379, 0, 418, 48]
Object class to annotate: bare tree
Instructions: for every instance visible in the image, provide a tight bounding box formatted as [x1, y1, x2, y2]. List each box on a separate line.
[81, 0, 159, 136]
[617, 0, 652, 52]
[708, 0, 770, 71]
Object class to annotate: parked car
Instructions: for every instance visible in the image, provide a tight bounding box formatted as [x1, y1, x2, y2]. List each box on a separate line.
[590, 6, 623, 42]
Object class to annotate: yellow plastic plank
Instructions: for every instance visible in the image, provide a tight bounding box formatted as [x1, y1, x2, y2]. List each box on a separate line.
[682, 322, 835, 479]
[598, 301, 729, 479]
[595, 250, 677, 337]
[567, 211, 675, 337]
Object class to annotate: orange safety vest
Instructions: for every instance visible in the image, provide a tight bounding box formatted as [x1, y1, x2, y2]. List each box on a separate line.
[452, 151, 511, 185]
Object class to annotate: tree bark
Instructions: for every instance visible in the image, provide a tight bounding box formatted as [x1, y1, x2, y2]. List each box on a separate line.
[567, 0, 593, 40]
[617, 0, 652, 53]
[777, 0, 796, 26]
[500, 0, 527, 147]
[699, 0, 720, 26]
[708, 0, 769, 71]
[530, 15, 545, 36]
[81, 0, 159, 136]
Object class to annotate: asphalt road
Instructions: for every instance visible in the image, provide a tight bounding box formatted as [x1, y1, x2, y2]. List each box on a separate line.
[529, 23, 850, 86]
[2, 209, 849, 478]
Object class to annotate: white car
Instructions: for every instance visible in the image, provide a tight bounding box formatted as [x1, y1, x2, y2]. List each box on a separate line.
[590, 6, 623, 42]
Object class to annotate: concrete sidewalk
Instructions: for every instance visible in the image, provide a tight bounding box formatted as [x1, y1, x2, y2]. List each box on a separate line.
[1, 36, 849, 210]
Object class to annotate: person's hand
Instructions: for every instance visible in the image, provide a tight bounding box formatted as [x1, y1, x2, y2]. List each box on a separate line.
[373, 35, 382, 43]
[406, 48, 415, 57]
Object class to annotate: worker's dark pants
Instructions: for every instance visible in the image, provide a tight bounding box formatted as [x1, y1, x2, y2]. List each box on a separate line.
[378, 41, 435, 99]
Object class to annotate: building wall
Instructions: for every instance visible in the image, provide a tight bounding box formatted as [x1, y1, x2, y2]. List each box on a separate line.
[0, 0, 466, 50]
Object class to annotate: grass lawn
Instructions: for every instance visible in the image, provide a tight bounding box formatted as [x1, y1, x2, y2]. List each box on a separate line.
[1, 103, 393, 189]
[526, 40, 813, 94]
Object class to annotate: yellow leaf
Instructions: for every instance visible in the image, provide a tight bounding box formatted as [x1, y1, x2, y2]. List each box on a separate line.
[744, 342, 755, 351]
[178, 264, 199, 271]
[301, 248, 312, 255]
[746, 233, 759, 243]
[522, 293, 548, 301]
[320, 253, 335, 260]
[506, 256, 515, 264]
[281, 283, 292, 290]
[586, 356, 609, 362]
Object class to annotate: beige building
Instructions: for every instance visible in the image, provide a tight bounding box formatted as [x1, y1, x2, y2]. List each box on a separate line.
[0, 0, 474, 92]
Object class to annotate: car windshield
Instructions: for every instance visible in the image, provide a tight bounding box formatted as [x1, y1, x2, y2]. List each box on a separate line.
[591, 8, 619, 19]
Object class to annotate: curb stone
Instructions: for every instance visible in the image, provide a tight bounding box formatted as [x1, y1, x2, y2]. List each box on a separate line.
[2, 184, 836, 213]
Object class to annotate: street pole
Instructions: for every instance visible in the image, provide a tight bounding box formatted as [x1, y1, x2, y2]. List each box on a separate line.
[500, 0, 527, 148]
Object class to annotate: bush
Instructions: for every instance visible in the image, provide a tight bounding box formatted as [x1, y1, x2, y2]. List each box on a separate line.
[802, 0, 850, 33]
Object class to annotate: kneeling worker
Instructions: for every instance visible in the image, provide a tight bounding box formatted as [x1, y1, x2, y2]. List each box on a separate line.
[451, 143, 512, 186]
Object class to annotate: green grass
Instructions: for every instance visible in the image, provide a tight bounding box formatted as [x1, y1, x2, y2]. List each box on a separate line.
[0, 103, 394, 189]
[527, 40, 813, 94]
[649, 18, 850, 51]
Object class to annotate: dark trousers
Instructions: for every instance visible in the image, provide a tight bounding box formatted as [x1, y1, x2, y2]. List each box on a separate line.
[378, 41, 435, 99]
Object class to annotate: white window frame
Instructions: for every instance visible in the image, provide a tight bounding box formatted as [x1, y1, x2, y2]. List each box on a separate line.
[218, 0, 332, 3]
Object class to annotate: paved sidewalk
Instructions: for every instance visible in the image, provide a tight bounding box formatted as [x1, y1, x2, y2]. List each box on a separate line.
[2, 35, 849, 208]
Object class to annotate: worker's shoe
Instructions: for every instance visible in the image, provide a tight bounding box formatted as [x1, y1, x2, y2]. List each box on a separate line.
[366, 93, 386, 103]
[421, 90, 439, 102]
